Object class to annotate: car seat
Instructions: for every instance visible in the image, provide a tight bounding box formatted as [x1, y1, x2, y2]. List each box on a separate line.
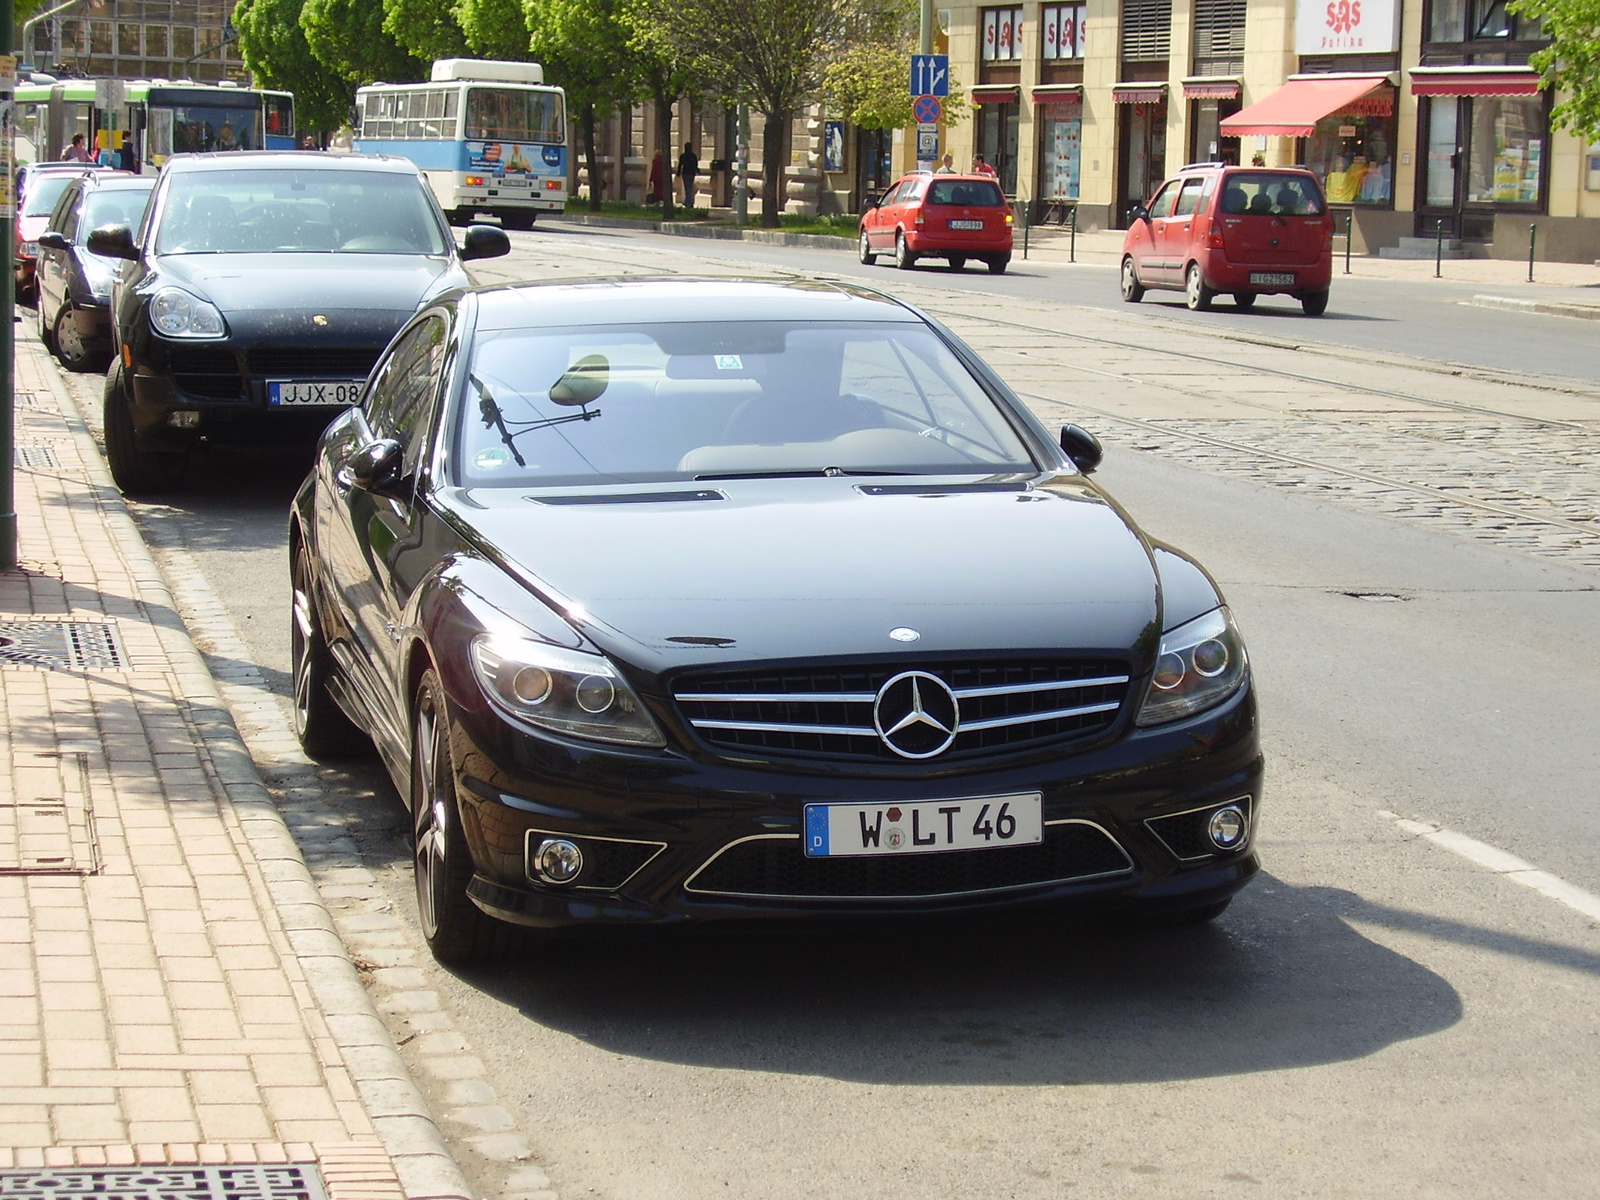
[1221, 187, 1247, 215]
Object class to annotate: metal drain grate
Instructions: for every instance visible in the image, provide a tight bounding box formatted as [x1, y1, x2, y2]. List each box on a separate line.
[14, 445, 62, 470]
[15, 391, 39, 409]
[0, 621, 126, 671]
[0, 1165, 328, 1200]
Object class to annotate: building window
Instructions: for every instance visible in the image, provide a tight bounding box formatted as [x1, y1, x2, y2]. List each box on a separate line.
[1039, 105, 1083, 198]
[1192, 0, 1245, 75]
[118, 22, 141, 57]
[1304, 94, 1397, 206]
[1426, 0, 1542, 44]
[1121, 0, 1172, 62]
[1466, 96, 1543, 203]
[982, 7, 1024, 61]
[1043, 4, 1087, 60]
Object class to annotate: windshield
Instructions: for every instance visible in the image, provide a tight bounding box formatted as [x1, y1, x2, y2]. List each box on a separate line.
[159, 103, 261, 153]
[82, 185, 155, 238]
[927, 180, 1005, 207]
[156, 168, 447, 255]
[22, 174, 77, 218]
[455, 321, 1036, 488]
[465, 87, 564, 143]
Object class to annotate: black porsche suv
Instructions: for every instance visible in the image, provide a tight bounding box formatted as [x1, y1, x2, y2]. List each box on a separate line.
[89, 151, 509, 492]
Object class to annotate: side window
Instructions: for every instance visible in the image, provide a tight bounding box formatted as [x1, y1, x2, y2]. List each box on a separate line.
[1174, 177, 1206, 217]
[1147, 182, 1179, 219]
[55, 188, 82, 239]
[365, 315, 451, 466]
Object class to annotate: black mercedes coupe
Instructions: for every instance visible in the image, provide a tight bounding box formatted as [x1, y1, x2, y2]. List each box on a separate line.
[89, 152, 509, 492]
[291, 278, 1262, 963]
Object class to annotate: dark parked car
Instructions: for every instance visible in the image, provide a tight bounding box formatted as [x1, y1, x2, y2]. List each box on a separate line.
[292, 278, 1261, 963]
[90, 151, 510, 492]
[35, 172, 157, 371]
[14, 161, 115, 303]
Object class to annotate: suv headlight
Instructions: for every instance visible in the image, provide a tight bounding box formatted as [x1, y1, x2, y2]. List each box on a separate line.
[1136, 607, 1248, 726]
[470, 634, 665, 747]
[150, 286, 227, 338]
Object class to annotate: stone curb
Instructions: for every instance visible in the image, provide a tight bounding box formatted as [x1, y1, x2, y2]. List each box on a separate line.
[28, 340, 474, 1200]
[1467, 294, 1600, 321]
[551, 212, 855, 251]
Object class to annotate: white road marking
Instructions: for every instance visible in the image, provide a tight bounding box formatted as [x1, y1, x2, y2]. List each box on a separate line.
[1380, 811, 1600, 922]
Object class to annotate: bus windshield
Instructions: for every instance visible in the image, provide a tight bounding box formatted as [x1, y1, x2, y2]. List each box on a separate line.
[151, 103, 261, 156]
[464, 88, 564, 143]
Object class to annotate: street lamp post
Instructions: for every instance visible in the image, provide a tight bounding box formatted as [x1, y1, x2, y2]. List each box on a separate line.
[3, 0, 17, 571]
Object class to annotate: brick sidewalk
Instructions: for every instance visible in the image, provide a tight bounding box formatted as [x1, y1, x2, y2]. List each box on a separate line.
[2, 337, 468, 1199]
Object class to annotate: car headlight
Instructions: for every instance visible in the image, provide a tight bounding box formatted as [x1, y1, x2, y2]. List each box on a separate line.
[1136, 606, 1248, 726]
[470, 633, 665, 747]
[19, 241, 39, 259]
[150, 286, 227, 338]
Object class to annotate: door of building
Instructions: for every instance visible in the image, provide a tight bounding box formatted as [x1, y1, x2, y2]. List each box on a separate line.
[1117, 101, 1167, 226]
[978, 102, 1019, 193]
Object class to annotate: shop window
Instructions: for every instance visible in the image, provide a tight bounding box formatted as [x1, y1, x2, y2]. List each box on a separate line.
[1305, 98, 1396, 206]
[1038, 106, 1082, 198]
[1466, 96, 1543, 203]
[1121, 0, 1172, 62]
[982, 7, 1024, 61]
[1192, 0, 1246, 75]
[1043, 4, 1086, 60]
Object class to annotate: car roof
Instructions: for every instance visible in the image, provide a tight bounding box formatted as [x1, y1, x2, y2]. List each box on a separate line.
[82, 174, 155, 191]
[161, 151, 424, 176]
[471, 278, 922, 332]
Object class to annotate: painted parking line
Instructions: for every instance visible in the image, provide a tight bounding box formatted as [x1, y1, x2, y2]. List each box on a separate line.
[1380, 810, 1600, 923]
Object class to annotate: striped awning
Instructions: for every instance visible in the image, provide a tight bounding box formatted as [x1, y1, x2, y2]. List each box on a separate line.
[971, 85, 1021, 105]
[1031, 84, 1083, 105]
[1410, 67, 1542, 96]
[1221, 75, 1390, 137]
[1112, 84, 1167, 105]
[1183, 78, 1241, 100]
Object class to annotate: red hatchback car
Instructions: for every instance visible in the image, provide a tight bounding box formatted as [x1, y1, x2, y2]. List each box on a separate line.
[1120, 164, 1334, 315]
[859, 172, 1014, 273]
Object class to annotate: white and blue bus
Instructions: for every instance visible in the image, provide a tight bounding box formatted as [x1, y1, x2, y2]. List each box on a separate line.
[353, 59, 566, 230]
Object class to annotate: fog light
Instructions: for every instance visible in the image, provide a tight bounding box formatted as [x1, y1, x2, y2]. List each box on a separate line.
[166, 410, 201, 428]
[1208, 805, 1247, 850]
[533, 837, 583, 885]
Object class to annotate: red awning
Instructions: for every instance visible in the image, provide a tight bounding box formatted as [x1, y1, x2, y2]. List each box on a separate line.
[1410, 68, 1542, 96]
[971, 85, 1020, 105]
[1031, 84, 1083, 105]
[1112, 84, 1166, 105]
[1183, 78, 1240, 100]
[1221, 75, 1389, 137]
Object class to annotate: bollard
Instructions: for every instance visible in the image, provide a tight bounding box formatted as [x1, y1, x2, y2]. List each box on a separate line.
[1069, 205, 1077, 264]
[1435, 218, 1444, 279]
[1022, 202, 1029, 260]
[1528, 222, 1537, 283]
[1345, 210, 1353, 275]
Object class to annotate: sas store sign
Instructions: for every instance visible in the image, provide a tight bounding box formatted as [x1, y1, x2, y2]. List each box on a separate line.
[1295, 0, 1400, 54]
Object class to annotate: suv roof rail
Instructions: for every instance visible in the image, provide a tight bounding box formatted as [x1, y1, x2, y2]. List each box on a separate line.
[1180, 161, 1231, 170]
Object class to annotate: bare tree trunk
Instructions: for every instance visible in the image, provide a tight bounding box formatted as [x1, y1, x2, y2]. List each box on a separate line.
[653, 90, 676, 222]
[582, 103, 603, 212]
[760, 105, 789, 228]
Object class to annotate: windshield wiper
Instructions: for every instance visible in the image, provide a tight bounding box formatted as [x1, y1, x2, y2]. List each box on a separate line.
[471, 375, 602, 466]
[694, 467, 913, 481]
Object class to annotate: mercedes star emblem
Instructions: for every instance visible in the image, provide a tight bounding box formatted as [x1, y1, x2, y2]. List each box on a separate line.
[873, 670, 960, 759]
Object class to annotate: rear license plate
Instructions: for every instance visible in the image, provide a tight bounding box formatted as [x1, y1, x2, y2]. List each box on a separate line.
[803, 793, 1043, 858]
[948, 219, 984, 230]
[1249, 272, 1296, 286]
[268, 379, 365, 407]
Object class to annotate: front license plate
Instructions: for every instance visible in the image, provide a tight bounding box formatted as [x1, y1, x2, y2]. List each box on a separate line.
[1249, 272, 1296, 286]
[804, 793, 1043, 858]
[268, 379, 365, 407]
[948, 219, 984, 230]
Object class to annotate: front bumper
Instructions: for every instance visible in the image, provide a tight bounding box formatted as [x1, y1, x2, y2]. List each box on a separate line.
[445, 681, 1262, 929]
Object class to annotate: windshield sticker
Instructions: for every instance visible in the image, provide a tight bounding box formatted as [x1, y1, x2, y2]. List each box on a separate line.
[715, 355, 743, 371]
[474, 447, 512, 472]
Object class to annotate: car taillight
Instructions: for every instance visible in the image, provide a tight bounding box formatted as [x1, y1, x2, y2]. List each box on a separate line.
[1005, 211, 1014, 224]
[1205, 220, 1226, 249]
[1322, 219, 1334, 249]
[914, 209, 925, 226]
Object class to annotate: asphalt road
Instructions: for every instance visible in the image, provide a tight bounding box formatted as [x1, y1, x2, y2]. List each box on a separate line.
[43, 225, 1600, 1199]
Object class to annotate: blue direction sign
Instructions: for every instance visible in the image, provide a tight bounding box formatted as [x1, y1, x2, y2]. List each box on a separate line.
[910, 54, 950, 97]
[913, 94, 942, 125]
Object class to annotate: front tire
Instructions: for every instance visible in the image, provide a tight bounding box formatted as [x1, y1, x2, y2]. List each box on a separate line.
[412, 668, 513, 964]
[1301, 289, 1329, 317]
[103, 362, 186, 493]
[1185, 263, 1214, 312]
[1120, 256, 1146, 303]
[54, 306, 106, 373]
[857, 229, 877, 265]
[291, 543, 366, 759]
[894, 232, 917, 270]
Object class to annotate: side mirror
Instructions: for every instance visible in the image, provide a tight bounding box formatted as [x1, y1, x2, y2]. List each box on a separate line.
[85, 224, 138, 260]
[461, 223, 510, 261]
[36, 230, 70, 252]
[1059, 424, 1103, 474]
[1128, 203, 1149, 223]
[346, 437, 406, 494]
[862, 196, 879, 211]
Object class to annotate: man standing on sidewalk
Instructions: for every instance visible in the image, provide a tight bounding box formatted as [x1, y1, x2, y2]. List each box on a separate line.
[678, 142, 699, 208]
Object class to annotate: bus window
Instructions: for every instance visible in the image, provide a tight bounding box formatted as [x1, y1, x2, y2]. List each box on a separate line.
[465, 88, 564, 143]
[265, 94, 295, 140]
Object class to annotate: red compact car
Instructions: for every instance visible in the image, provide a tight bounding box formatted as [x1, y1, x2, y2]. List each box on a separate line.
[1120, 164, 1334, 316]
[859, 172, 1014, 274]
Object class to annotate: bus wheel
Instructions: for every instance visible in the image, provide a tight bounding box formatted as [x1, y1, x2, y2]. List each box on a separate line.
[500, 211, 537, 231]
[446, 208, 473, 227]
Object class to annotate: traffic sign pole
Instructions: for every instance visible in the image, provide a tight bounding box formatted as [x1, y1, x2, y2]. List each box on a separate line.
[2, 1, 17, 571]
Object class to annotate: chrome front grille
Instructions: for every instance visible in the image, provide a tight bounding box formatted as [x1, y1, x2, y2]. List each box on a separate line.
[673, 659, 1131, 761]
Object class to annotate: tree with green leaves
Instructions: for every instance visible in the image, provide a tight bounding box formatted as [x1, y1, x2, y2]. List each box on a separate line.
[458, 0, 534, 60]
[235, 0, 355, 139]
[1509, 0, 1600, 137]
[524, 0, 638, 212]
[301, 0, 426, 86]
[381, 0, 470, 62]
[622, 1, 708, 220]
[641, 0, 901, 226]
[823, 40, 967, 132]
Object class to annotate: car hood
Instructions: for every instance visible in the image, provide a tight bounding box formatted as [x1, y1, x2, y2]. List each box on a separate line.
[152, 252, 458, 316]
[440, 477, 1161, 674]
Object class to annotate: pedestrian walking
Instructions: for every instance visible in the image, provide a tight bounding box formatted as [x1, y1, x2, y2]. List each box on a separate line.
[935, 152, 957, 174]
[647, 151, 665, 204]
[61, 133, 93, 162]
[972, 154, 997, 178]
[677, 141, 699, 208]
